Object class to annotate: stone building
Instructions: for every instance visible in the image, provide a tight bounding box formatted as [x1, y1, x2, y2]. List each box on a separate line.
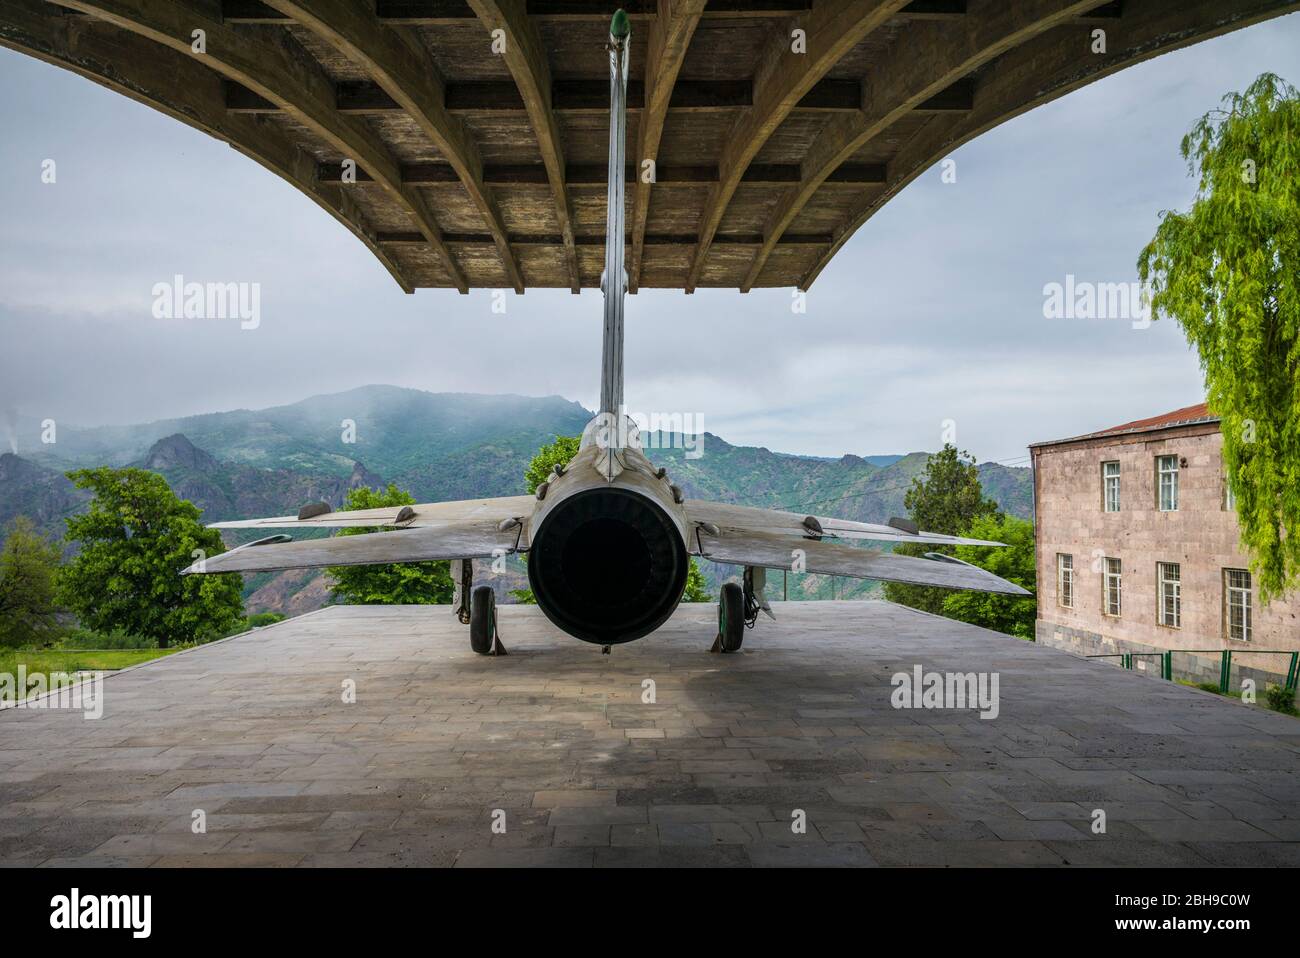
[1030, 403, 1299, 688]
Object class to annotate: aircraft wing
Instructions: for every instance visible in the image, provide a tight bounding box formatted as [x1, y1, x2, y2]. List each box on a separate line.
[685, 501, 1003, 546]
[693, 526, 1030, 595]
[183, 519, 524, 576]
[208, 494, 535, 530]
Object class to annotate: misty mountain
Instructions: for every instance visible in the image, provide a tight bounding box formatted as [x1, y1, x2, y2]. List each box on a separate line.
[139, 433, 385, 521]
[15, 386, 592, 479]
[2, 387, 1033, 614]
[0, 452, 90, 545]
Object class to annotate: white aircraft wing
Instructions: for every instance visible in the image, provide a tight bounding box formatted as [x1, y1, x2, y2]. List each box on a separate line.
[685, 501, 1003, 546]
[694, 526, 1030, 595]
[207, 494, 535, 530]
[183, 519, 525, 576]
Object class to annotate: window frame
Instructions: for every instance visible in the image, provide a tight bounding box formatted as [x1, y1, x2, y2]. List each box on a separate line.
[1157, 561, 1181, 629]
[1157, 454, 1179, 512]
[1103, 557, 1122, 617]
[1224, 568, 1252, 642]
[1102, 460, 1121, 513]
[1056, 553, 1074, 609]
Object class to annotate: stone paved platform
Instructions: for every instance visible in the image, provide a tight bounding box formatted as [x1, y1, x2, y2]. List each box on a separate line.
[2, 601, 1298, 867]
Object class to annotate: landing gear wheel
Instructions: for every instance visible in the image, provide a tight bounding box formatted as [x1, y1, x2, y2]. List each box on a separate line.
[712, 582, 744, 653]
[470, 586, 505, 655]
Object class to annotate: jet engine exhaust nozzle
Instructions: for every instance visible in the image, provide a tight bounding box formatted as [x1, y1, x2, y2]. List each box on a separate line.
[527, 486, 687, 645]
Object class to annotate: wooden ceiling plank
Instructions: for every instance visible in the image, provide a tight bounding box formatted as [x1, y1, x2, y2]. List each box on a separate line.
[369, 1, 810, 23]
[317, 161, 876, 186]
[361, 0, 971, 21]
[230, 76, 869, 115]
[263, 0, 524, 292]
[376, 231, 829, 246]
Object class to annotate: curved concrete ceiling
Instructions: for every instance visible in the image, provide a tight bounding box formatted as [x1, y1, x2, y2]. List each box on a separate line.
[2, 0, 1295, 292]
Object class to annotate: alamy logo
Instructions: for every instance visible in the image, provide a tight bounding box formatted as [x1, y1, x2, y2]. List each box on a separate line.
[0, 667, 103, 720]
[1042, 274, 1151, 329]
[50, 889, 151, 938]
[151, 274, 261, 329]
[590, 406, 705, 458]
[890, 665, 1000, 720]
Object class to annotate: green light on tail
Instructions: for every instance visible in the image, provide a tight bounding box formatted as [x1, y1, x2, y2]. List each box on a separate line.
[610, 8, 630, 40]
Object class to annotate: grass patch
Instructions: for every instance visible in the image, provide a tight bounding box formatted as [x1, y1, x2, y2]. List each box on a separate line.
[1265, 684, 1299, 716]
[0, 647, 180, 681]
[2, 612, 281, 689]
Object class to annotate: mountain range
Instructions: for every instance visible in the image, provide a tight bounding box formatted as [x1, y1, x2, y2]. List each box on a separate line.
[1, 385, 1033, 615]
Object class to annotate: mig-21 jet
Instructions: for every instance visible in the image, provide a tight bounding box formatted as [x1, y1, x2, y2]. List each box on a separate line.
[184, 11, 1028, 655]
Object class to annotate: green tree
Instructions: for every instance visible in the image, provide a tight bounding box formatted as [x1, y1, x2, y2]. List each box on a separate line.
[327, 484, 454, 604]
[59, 467, 243, 647]
[523, 435, 581, 494]
[939, 514, 1037, 639]
[513, 436, 579, 602]
[1139, 73, 1300, 601]
[0, 516, 64, 648]
[883, 445, 1000, 615]
[682, 560, 711, 603]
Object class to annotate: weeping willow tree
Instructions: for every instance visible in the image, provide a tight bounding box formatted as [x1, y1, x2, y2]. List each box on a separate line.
[1138, 73, 1300, 602]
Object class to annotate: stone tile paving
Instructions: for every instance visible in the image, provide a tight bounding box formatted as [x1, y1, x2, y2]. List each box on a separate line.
[2, 601, 1297, 867]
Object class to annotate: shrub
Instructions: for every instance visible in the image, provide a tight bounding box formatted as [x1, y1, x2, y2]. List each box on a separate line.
[245, 612, 286, 629]
[1265, 684, 1299, 716]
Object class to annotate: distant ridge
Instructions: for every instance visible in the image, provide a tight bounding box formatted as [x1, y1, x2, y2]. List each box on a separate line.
[2, 387, 1033, 613]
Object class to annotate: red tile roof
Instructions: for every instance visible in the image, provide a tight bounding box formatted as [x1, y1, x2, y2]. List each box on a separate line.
[1031, 402, 1217, 448]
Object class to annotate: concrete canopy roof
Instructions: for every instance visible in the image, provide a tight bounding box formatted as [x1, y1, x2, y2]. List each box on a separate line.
[4, 0, 1297, 293]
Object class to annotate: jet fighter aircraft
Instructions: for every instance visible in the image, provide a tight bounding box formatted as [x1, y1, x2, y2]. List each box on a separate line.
[184, 11, 1029, 655]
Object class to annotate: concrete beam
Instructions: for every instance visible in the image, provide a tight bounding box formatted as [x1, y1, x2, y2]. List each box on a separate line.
[740, 0, 1101, 292]
[261, 0, 524, 292]
[628, 0, 707, 294]
[465, 0, 581, 292]
[683, 0, 912, 292]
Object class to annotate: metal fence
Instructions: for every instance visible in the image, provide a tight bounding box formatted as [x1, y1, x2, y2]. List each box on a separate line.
[1086, 649, 1299, 695]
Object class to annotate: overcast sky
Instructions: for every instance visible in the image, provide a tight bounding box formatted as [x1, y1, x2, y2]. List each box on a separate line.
[3, 13, 1300, 465]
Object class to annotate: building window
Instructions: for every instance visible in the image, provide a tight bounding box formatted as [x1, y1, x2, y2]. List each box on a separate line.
[1157, 455, 1179, 511]
[1103, 557, 1122, 617]
[1224, 475, 1236, 511]
[1157, 562, 1181, 628]
[1102, 460, 1121, 512]
[1057, 554, 1074, 608]
[1225, 569, 1252, 642]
